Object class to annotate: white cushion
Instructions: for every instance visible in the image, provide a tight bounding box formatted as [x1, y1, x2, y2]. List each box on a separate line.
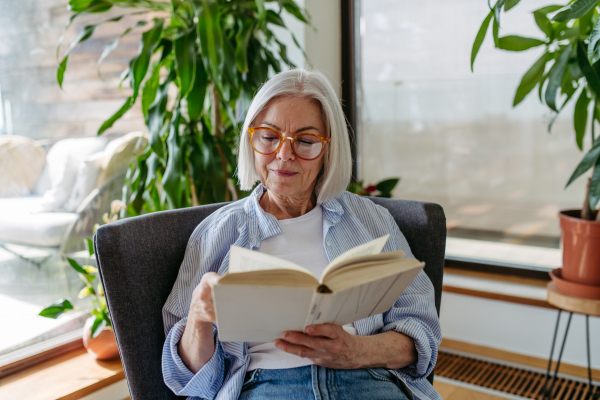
[38, 137, 107, 212]
[0, 197, 78, 247]
[0, 136, 46, 197]
[64, 151, 106, 212]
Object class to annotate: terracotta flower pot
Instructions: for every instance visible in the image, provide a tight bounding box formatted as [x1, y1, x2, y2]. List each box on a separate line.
[559, 210, 600, 286]
[83, 320, 120, 361]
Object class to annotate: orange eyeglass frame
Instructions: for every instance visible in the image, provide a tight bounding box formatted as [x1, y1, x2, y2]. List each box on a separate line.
[248, 126, 331, 160]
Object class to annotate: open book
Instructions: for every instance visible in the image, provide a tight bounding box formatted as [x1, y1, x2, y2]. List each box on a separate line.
[213, 235, 424, 342]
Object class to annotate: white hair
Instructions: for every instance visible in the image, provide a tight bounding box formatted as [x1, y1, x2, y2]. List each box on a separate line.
[237, 68, 352, 204]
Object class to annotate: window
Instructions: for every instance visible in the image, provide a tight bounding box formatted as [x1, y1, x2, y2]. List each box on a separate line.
[356, 0, 582, 270]
[0, 0, 141, 365]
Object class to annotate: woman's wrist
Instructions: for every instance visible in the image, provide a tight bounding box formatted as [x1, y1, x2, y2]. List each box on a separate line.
[355, 331, 417, 370]
[178, 318, 215, 374]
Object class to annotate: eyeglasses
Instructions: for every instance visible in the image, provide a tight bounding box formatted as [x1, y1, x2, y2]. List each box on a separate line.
[248, 127, 331, 160]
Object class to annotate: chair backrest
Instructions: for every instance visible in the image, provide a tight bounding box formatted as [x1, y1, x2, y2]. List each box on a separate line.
[95, 198, 446, 400]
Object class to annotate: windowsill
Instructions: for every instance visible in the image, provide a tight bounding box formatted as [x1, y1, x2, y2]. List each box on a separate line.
[443, 266, 555, 309]
[0, 344, 125, 400]
[445, 237, 561, 272]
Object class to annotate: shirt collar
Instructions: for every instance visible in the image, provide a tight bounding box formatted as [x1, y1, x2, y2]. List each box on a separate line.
[244, 184, 345, 246]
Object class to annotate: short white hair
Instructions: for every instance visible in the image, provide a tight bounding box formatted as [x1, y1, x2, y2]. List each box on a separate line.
[237, 68, 352, 204]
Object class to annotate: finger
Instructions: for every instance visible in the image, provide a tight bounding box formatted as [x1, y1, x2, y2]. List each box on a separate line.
[274, 339, 318, 359]
[203, 272, 221, 288]
[283, 331, 332, 351]
[306, 323, 342, 339]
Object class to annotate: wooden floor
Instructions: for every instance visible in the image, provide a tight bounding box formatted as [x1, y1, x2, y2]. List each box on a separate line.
[434, 380, 508, 400]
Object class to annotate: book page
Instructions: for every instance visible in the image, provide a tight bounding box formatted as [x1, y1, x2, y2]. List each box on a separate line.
[307, 262, 423, 327]
[319, 235, 390, 280]
[229, 245, 314, 275]
[213, 284, 315, 342]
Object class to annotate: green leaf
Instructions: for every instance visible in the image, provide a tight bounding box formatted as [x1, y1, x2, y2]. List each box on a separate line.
[130, 18, 164, 96]
[589, 17, 600, 64]
[574, 88, 590, 150]
[566, 141, 600, 187]
[471, 11, 494, 72]
[90, 315, 107, 339]
[78, 286, 95, 299]
[266, 9, 285, 27]
[198, 0, 224, 84]
[589, 159, 600, 208]
[187, 55, 208, 121]
[375, 178, 400, 197]
[577, 41, 600, 96]
[85, 238, 94, 256]
[162, 109, 184, 209]
[235, 20, 254, 73]
[275, 38, 295, 67]
[552, 0, 600, 22]
[67, 257, 88, 275]
[535, 5, 564, 15]
[534, 11, 553, 37]
[97, 20, 148, 77]
[69, 0, 111, 13]
[39, 299, 74, 319]
[514, 51, 548, 106]
[281, 0, 308, 23]
[147, 69, 175, 159]
[141, 60, 162, 119]
[497, 35, 545, 51]
[98, 96, 135, 135]
[504, 0, 520, 11]
[174, 29, 196, 98]
[545, 44, 572, 111]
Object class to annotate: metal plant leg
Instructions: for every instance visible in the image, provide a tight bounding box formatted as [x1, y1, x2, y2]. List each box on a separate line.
[548, 312, 573, 400]
[541, 309, 562, 400]
[585, 315, 599, 400]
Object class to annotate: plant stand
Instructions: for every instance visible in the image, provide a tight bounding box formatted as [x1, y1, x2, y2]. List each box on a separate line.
[541, 282, 600, 400]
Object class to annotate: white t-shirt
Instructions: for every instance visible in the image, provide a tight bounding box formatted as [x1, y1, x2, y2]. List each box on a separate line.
[247, 205, 357, 371]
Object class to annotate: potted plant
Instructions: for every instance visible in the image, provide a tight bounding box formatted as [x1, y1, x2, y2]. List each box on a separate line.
[471, 0, 600, 296]
[57, 0, 309, 214]
[39, 201, 127, 360]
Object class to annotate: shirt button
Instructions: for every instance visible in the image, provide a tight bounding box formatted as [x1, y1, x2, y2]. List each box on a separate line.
[326, 242, 331, 246]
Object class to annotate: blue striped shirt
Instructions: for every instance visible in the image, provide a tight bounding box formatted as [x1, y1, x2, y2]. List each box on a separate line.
[162, 184, 442, 400]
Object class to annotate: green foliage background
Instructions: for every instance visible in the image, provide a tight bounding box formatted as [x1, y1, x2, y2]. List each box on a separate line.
[472, 0, 600, 217]
[58, 0, 309, 214]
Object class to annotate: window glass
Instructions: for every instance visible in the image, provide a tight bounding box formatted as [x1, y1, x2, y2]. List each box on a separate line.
[0, 0, 140, 363]
[358, 0, 586, 250]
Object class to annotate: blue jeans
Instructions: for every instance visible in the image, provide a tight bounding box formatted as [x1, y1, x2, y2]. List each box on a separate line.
[239, 365, 413, 400]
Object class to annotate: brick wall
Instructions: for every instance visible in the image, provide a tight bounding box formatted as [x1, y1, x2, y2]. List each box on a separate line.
[0, 0, 147, 141]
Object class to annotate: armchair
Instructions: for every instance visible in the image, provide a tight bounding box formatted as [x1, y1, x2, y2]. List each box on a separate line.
[95, 198, 446, 400]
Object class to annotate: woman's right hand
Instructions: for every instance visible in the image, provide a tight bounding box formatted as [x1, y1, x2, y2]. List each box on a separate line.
[188, 272, 221, 324]
[178, 272, 221, 373]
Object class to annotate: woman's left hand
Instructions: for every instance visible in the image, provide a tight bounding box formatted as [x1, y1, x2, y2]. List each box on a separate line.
[274, 324, 366, 369]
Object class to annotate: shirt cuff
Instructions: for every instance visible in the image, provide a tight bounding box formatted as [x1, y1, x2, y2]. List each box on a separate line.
[382, 317, 436, 380]
[162, 318, 226, 397]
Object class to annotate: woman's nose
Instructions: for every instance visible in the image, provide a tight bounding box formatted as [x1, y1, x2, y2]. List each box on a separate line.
[277, 137, 296, 161]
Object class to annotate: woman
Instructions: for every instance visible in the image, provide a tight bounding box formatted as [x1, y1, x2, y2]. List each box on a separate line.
[162, 69, 442, 400]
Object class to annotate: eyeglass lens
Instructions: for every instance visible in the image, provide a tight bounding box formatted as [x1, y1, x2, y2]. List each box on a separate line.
[252, 129, 324, 160]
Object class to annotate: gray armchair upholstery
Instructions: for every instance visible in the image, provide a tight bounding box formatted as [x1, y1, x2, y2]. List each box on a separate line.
[94, 198, 446, 400]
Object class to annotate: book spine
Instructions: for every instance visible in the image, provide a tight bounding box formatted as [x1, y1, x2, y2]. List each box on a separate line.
[303, 292, 335, 328]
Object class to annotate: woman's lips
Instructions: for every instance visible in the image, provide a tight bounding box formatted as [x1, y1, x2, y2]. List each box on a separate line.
[271, 169, 298, 177]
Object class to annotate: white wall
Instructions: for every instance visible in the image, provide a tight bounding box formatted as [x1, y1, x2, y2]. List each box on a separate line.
[272, 0, 342, 97]
[441, 293, 600, 369]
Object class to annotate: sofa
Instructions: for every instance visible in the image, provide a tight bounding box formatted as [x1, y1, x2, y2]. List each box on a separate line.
[0, 132, 148, 264]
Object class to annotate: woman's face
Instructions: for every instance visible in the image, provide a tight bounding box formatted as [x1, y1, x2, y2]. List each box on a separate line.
[252, 96, 327, 201]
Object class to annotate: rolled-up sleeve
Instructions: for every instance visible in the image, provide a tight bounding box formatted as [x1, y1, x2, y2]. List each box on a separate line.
[379, 208, 442, 380]
[161, 318, 226, 398]
[382, 270, 441, 379]
[161, 215, 237, 398]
